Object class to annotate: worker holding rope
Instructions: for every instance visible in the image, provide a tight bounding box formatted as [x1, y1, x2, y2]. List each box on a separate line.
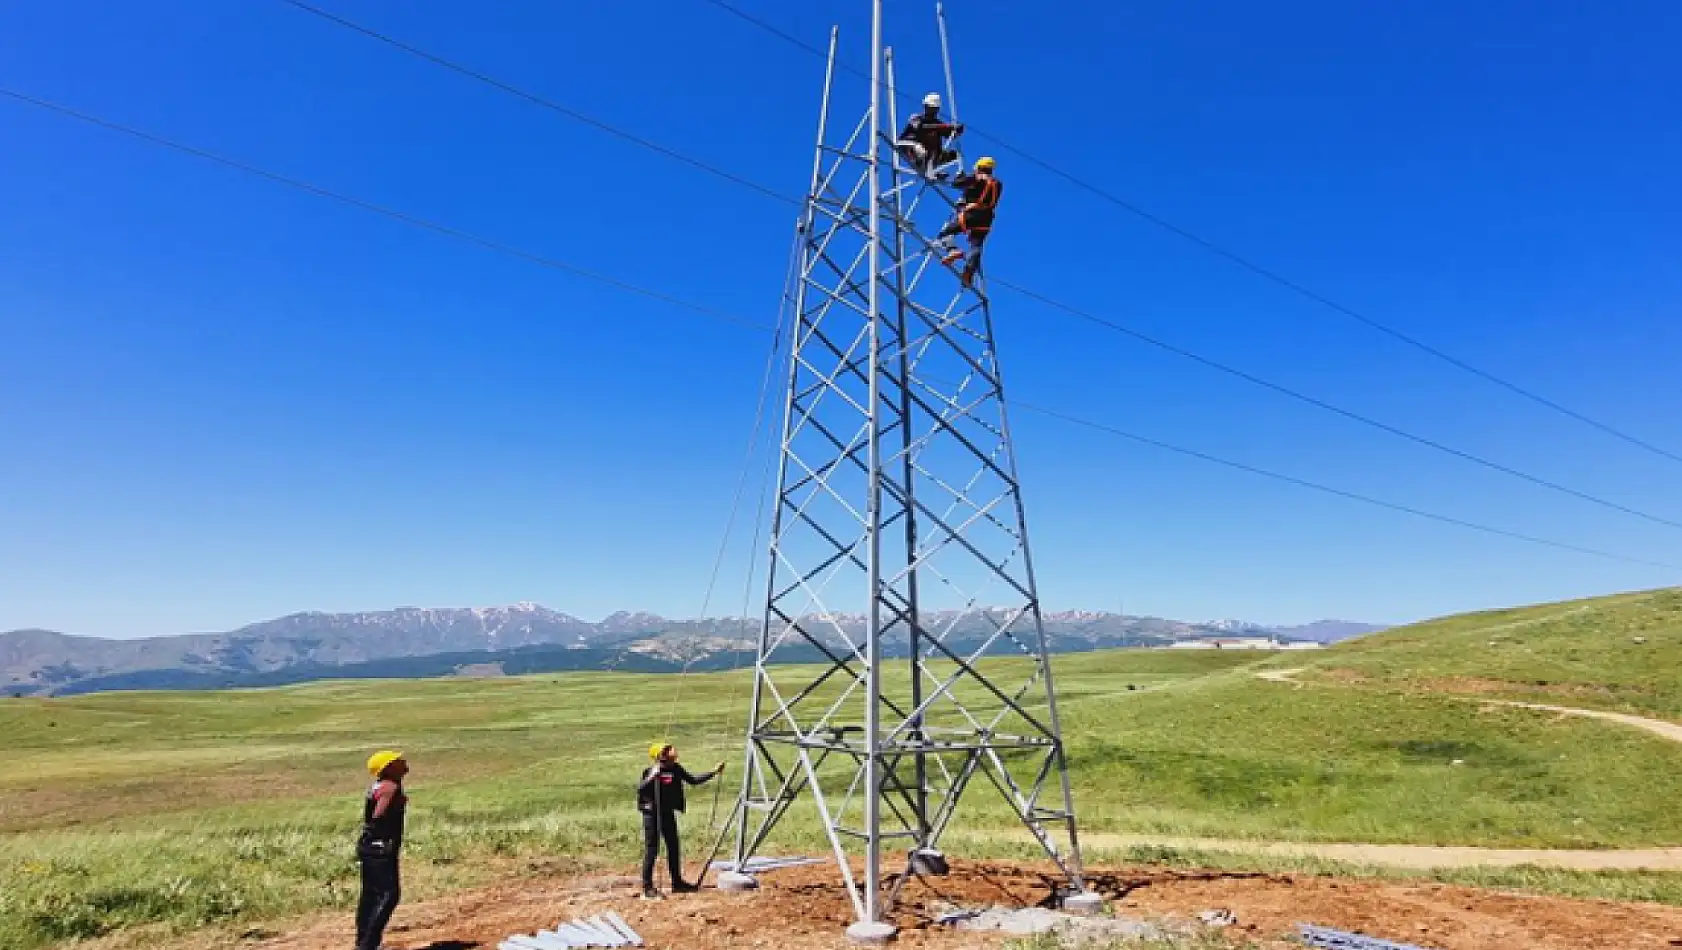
[939, 155, 1002, 288]
[355, 750, 408, 950]
[637, 743, 724, 899]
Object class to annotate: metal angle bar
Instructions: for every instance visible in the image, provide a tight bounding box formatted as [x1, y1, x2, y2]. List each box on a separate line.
[885, 607, 1027, 740]
[925, 436, 1013, 536]
[895, 386, 1022, 499]
[796, 740, 867, 919]
[544, 923, 594, 946]
[765, 553, 866, 656]
[752, 640, 860, 732]
[603, 912, 644, 946]
[804, 240, 874, 311]
[900, 493, 1037, 604]
[790, 324, 873, 422]
[774, 460, 871, 554]
[767, 534, 865, 616]
[924, 600, 1039, 666]
[757, 604, 917, 730]
[585, 916, 630, 946]
[833, 827, 921, 840]
[1297, 925, 1433, 950]
[755, 734, 1054, 754]
[737, 744, 823, 871]
[919, 602, 1026, 665]
[786, 406, 898, 499]
[913, 622, 1055, 738]
[899, 479, 1016, 573]
[904, 376, 1006, 448]
[900, 299, 999, 378]
[1021, 745, 1060, 814]
[766, 548, 867, 659]
[567, 919, 619, 946]
[756, 618, 879, 705]
[975, 749, 1079, 882]
[979, 287, 1086, 885]
[883, 386, 999, 479]
[543, 923, 595, 947]
[926, 748, 986, 845]
[986, 654, 1058, 734]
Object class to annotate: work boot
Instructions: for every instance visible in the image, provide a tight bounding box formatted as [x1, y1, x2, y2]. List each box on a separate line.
[960, 267, 976, 289]
[941, 248, 964, 266]
[671, 881, 700, 894]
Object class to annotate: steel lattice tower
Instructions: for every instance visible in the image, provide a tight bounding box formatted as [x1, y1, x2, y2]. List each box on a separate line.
[720, 2, 1093, 934]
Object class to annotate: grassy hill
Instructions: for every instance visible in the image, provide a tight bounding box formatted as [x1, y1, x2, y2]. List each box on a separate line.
[1274, 586, 1682, 717]
[2, 591, 1680, 948]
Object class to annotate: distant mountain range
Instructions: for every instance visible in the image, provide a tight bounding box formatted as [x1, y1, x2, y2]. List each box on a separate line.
[0, 605, 1384, 697]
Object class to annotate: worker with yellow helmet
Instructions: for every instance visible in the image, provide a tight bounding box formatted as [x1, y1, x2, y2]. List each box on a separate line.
[938, 156, 1003, 288]
[355, 750, 408, 950]
[636, 742, 724, 899]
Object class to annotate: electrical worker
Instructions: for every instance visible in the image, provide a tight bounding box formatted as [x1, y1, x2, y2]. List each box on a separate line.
[637, 743, 723, 899]
[356, 750, 408, 950]
[896, 92, 963, 180]
[938, 156, 1003, 287]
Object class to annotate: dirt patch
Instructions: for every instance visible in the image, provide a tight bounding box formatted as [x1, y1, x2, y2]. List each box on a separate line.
[1116, 868, 1682, 949]
[145, 858, 1682, 950]
[1315, 668, 1372, 686]
[1417, 677, 1618, 702]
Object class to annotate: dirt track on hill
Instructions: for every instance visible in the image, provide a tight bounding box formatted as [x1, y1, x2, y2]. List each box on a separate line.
[1256, 667, 1682, 748]
[163, 858, 1682, 950]
[1233, 668, 1682, 871]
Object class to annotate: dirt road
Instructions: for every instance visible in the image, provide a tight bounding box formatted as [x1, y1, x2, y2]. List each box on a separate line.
[165, 859, 1682, 950]
[1257, 667, 1682, 747]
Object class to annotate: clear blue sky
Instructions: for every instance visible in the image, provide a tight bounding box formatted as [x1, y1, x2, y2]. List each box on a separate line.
[2, 0, 1678, 637]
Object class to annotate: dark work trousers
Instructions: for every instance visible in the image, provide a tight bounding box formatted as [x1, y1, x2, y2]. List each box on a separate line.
[640, 809, 683, 888]
[355, 852, 400, 950]
[939, 215, 990, 276]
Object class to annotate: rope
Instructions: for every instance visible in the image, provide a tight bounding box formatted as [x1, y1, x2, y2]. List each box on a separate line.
[660, 226, 800, 742]
[654, 226, 800, 890]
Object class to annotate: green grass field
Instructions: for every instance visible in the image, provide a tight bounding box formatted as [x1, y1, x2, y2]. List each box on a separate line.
[1276, 586, 1682, 717]
[4, 589, 1681, 949]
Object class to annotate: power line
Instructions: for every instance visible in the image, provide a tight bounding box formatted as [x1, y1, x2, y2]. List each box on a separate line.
[1012, 401, 1674, 571]
[0, 85, 1667, 572]
[271, 2, 1682, 535]
[695, 0, 1682, 469]
[996, 278, 1682, 532]
[280, 0, 800, 211]
[0, 88, 769, 334]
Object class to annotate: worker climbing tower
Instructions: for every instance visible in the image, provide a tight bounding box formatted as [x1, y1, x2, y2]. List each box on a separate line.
[718, 2, 1094, 937]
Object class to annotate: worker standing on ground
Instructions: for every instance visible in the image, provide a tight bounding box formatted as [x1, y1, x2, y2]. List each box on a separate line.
[939, 156, 1003, 287]
[356, 750, 408, 950]
[637, 743, 723, 899]
[896, 92, 963, 180]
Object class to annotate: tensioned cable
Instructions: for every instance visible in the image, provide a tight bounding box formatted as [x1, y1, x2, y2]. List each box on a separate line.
[270, 3, 1682, 532]
[0, 88, 770, 334]
[661, 228, 800, 740]
[1, 86, 1668, 571]
[693, 0, 1682, 468]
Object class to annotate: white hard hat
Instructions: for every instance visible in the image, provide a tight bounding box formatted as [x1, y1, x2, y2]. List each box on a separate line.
[923, 92, 942, 109]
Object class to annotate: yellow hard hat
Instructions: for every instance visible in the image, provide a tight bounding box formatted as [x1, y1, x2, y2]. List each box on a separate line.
[649, 742, 671, 761]
[366, 750, 404, 777]
[975, 156, 996, 171]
